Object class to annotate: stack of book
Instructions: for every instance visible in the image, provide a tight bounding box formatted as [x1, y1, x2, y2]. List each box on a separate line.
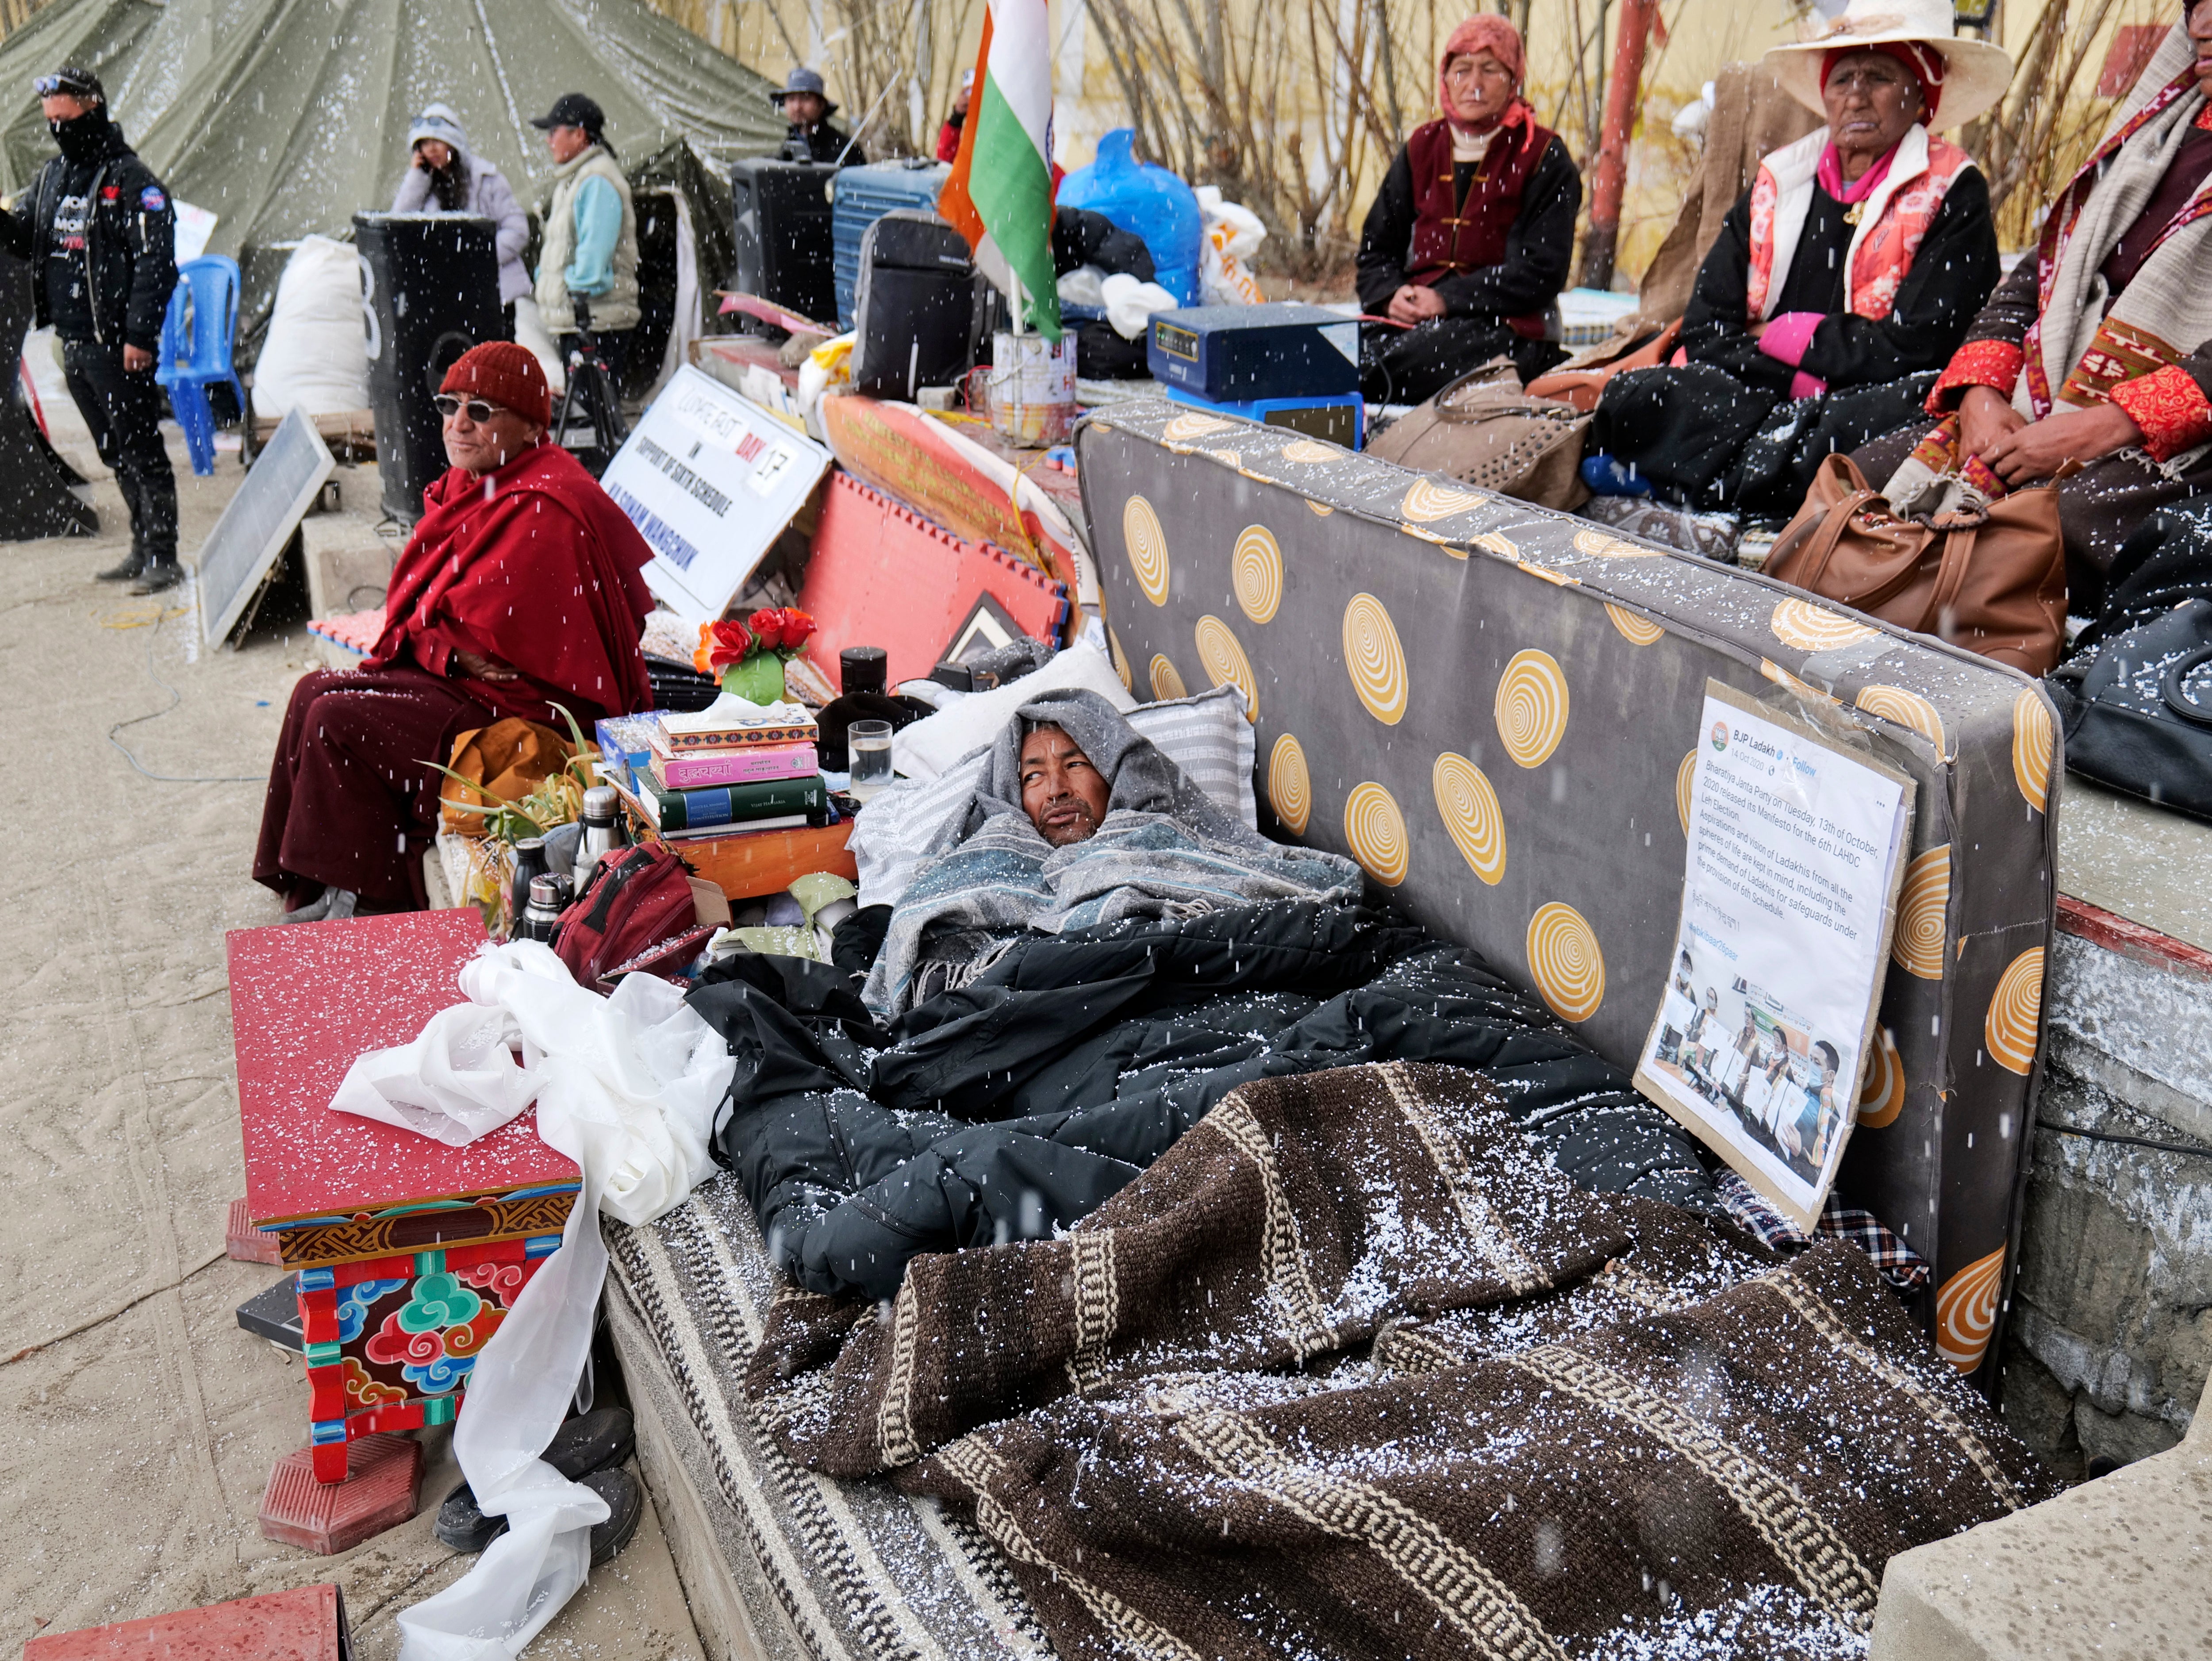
[599, 703, 826, 839]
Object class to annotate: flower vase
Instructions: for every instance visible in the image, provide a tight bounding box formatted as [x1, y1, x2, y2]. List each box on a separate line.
[722, 652, 787, 706]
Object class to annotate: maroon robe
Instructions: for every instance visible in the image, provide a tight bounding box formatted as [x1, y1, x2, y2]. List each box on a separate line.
[255, 439, 656, 909]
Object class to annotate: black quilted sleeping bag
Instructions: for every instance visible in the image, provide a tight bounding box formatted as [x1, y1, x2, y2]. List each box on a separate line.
[687, 900, 1713, 1301]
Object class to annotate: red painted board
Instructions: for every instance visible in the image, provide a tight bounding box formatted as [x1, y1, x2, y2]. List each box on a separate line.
[818, 395, 1085, 600]
[796, 471, 1068, 688]
[25, 1583, 345, 1658]
[228, 910, 576, 1228]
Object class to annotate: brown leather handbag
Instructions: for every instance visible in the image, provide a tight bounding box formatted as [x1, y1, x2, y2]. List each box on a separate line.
[1764, 454, 2068, 676]
[1365, 362, 1592, 511]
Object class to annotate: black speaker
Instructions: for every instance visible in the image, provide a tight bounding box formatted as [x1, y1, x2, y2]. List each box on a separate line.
[0, 254, 98, 540]
[353, 212, 505, 523]
[729, 160, 837, 330]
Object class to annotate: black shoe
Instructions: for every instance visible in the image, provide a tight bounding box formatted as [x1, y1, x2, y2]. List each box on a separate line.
[586, 1466, 642, 1566]
[95, 554, 145, 582]
[434, 1480, 507, 1553]
[129, 560, 183, 596]
[546, 1407, 634, 1481]
[431, 1408, 637, 1554]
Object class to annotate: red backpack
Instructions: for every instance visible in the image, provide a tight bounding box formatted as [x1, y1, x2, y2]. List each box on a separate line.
[553, 845, 710, 991]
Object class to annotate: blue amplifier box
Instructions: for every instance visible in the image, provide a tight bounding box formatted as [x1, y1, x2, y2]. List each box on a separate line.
[1162, 385, 1364, 451]
[1147, 303, 1360, 400]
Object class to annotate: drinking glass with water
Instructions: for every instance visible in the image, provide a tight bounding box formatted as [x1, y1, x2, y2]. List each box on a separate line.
[848, 720, 894, 802]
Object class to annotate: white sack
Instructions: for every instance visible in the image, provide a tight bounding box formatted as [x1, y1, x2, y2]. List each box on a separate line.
[253, 235, 371, 419]
[1195, 186, 1267, 307]
[511, 297, 566, 397]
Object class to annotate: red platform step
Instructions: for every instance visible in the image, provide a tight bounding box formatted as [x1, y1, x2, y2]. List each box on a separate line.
[261, 1431, 422, 1553]
[25, 1582, 348, 1657]
[225, 1196, 284, 1265]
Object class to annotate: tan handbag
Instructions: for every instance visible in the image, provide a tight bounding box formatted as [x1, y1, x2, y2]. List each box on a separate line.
[1365, 361, 1592, 511]
[1764, 454, 2068, 676]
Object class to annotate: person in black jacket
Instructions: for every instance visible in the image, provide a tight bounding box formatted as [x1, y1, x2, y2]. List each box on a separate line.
[1355, 15, 1580, 402]
[1587, 10, 2010, 522]
[0, 67, 180, 592]
[771, 67, 865, 167]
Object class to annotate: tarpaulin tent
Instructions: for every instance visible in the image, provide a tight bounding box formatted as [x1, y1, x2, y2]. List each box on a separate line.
[0, 0, 166, 195]
[1, 0, 784, 311]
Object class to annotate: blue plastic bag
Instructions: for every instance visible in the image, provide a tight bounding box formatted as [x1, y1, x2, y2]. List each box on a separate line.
[1056, 130, 1203, 307]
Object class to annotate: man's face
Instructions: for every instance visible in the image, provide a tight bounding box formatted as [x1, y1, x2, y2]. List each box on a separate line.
[545, 123, 591, 163]
[41, 93, 95, 126]
[441, 395, 541, 475]
[783, 91, 827, 128]
[1020, 724, 1111, 847]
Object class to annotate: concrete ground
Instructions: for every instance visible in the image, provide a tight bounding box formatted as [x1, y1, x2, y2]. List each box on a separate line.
[0, 440, 706, 1658]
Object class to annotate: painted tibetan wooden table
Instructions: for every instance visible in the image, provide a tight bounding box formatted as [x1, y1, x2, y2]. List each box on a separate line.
[229, 909, 579, 1483]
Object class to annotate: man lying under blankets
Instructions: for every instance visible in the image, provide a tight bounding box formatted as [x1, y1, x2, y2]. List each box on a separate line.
[689, 688, 1713, 1301]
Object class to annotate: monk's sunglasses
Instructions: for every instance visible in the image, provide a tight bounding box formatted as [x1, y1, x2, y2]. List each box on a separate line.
[33, 73, 100, 97]
[434, 394, 509, 423]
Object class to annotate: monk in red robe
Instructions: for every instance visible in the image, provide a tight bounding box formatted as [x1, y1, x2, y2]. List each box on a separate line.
[256, 341, 654, 920]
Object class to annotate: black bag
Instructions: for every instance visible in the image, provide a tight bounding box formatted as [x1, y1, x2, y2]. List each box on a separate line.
[2072, 501, 2212, 657]
[2047, 597, 2212, 821]
[849, 211, 981, 399]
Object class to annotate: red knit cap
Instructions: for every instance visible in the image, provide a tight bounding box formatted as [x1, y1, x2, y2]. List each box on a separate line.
[441, 341, 552, 429]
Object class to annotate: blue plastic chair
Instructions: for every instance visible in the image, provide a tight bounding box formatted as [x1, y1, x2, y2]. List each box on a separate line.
[157, 256, 246, 476]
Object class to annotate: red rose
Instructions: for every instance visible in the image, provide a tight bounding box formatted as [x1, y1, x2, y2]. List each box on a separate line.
[697, 617, 755, 673]
[777, 610, 818, 652]
[748, 608, 785, 651]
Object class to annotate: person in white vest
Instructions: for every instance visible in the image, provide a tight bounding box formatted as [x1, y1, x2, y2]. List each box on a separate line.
[530, 92, 639, 386]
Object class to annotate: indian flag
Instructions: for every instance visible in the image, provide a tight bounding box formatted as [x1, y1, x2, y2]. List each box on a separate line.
[939, 0, 1060, 338]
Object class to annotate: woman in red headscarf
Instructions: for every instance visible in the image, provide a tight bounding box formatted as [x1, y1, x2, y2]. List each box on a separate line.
[1355, 15, 1581, 403]
[254, 341, 656, 921]
[1587, 0, 2010, 528]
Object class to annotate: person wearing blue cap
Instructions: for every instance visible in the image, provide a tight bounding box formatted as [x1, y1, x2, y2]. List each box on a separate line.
[773, 66, 865, 166]
[0, 66, 180, 592]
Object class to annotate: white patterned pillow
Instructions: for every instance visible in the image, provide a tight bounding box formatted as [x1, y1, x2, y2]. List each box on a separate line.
[849, 682, 1257, 909]
[1127, 682, 1256, 829]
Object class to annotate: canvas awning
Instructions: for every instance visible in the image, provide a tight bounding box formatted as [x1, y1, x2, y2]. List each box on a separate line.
[1, 0, 784, 252]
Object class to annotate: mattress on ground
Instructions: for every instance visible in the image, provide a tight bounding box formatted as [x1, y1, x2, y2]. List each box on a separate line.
[1077, 400, 2059, 1389]
[607, 1177, 1056, 1661]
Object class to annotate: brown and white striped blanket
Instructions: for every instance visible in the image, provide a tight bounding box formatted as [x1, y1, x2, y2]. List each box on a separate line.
[738, 1061, 2055, 1661]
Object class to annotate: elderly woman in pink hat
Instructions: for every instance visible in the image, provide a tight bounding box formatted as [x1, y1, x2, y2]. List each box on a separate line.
[1355, 14, 1582, 403]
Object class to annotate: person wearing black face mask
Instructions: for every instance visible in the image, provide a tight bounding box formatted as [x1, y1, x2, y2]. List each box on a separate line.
[0, 67, 180, 592]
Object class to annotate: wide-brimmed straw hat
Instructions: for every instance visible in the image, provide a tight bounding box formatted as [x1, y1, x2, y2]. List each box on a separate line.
[1765, 0, 2014, 131]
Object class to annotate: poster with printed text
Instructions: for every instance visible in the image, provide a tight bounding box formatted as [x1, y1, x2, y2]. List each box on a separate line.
[1634, 680, 1915, 1230]
[600, 365, 830, 622]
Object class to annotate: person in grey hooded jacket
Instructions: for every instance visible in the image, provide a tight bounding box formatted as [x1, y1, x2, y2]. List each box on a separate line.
[389, 103, 530, 322]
